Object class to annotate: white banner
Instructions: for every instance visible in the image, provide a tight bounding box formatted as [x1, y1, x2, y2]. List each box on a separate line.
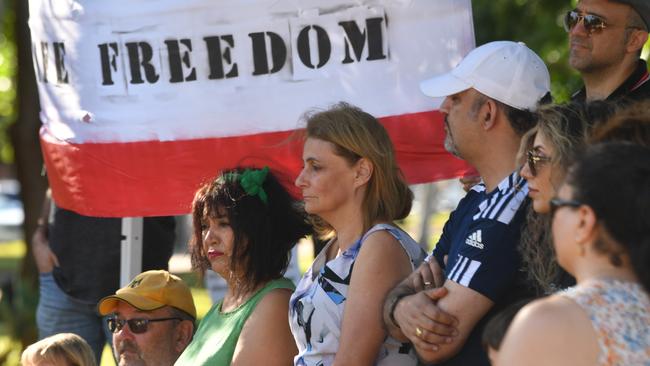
[29, 0, 475, 143]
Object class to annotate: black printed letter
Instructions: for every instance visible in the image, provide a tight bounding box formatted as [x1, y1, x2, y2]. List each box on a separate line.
[98, 43, 119, 86]
[204, 35, 238, 79]
[53, 42, 69, 84]
[165, 39, 196, 83]
[125, 42, 159, 84]
[249, 32, 287, 75]
[339, 17, 387, 64]
[296, 25, 331, 69]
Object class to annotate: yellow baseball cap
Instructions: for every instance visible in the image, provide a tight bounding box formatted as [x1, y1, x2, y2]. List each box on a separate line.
[98, 270, 196, 319]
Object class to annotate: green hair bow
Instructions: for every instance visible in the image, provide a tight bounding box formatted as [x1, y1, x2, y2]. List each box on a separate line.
[223, 166, 269, 204]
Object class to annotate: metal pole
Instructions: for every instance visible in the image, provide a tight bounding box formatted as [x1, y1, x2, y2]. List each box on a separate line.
[120, 217, 143, 286]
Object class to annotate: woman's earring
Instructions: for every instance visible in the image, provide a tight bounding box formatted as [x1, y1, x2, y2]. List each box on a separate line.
[577, 238, 586, 257]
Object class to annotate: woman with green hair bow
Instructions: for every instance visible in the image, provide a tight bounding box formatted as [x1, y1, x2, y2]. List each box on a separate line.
[176, 166, 311, 365]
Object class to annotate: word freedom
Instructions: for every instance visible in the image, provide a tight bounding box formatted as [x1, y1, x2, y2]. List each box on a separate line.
[34, 14, 388, 91]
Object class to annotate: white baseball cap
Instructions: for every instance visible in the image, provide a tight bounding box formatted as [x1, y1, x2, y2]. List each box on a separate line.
[420, 41, 550, 111]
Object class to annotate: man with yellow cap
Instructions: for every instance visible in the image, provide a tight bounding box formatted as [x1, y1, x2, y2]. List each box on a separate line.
[98, 270, 196, 366]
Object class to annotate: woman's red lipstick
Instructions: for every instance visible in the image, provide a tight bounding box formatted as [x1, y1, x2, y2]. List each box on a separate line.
[207, 249, 224, 259]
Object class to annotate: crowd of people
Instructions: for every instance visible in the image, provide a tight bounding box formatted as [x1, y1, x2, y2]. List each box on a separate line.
[26, 0, 650, 365]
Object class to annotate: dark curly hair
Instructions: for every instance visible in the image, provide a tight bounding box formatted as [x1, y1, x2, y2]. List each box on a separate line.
[565, 142, 650, 292]
[189, 167, 311, 295]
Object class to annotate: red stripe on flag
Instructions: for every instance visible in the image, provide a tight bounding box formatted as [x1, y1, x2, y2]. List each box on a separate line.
[42, 110, 473, 217]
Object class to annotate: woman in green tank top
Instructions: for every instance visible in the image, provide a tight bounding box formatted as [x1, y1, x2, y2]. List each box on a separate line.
[175, 167, 311, 365]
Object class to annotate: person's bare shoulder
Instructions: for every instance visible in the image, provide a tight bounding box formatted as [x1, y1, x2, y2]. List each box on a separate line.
[232, 287, 295, 366]
[359, 227, 416, 261]
[495, 295, 600, 366]
[248, 287, 293, 321]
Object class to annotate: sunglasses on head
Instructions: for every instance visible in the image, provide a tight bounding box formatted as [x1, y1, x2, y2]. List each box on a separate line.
[564, 10, 608, 34]
[106, 316, 181, 334]
[526, 149, 552, 177]
[549, 197, 582, 217]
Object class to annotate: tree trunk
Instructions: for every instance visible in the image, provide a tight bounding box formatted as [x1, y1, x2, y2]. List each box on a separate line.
[9, 0, 47, 348]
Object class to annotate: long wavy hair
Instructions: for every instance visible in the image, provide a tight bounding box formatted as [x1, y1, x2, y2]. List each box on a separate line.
[517, 102, 589, 293]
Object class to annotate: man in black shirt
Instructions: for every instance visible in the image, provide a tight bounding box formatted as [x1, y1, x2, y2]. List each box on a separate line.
[567, 0, 650, 102]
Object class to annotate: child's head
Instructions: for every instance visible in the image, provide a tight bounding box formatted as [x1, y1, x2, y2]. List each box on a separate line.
[21, 333, 97, 366]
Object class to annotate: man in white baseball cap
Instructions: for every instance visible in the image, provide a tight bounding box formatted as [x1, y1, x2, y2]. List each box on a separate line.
[384, 41, 550, 366]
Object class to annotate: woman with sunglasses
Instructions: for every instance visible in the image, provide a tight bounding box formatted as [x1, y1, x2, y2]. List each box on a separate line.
[291, 103, 426, 365]
[175, 167, 311, 366]
[496, 142, 650, 365]
[518, 102, 594, 294]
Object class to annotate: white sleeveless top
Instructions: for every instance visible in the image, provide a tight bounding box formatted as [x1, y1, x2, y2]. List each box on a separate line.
[289, 223, 426, 366]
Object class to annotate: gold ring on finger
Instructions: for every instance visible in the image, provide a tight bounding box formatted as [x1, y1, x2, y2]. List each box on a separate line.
[424, 281, 432, 287]
[415, 326, 423, 338]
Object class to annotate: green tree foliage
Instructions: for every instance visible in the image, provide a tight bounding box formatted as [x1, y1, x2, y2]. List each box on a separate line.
[0, 0, 17, 163]
[473, 0, 581, 102]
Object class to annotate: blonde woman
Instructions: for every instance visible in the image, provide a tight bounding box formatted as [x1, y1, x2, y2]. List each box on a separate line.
[518, 102, 591, 294]
[290, 103, 426, 365]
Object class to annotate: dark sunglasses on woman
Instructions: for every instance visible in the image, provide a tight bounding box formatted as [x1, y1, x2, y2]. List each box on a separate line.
[526, 149, 552, 177]
[549, 197, 582, 218]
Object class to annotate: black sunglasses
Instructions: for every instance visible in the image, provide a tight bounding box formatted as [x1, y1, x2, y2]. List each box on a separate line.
[564, 10, 608, 34]
[549, 197, 582, 217]
[526, 149, 552, 177]
[106, 316, 181, 334]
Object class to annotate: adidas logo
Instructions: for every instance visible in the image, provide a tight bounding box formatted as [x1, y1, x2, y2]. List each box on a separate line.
[465, 230, 484, 249]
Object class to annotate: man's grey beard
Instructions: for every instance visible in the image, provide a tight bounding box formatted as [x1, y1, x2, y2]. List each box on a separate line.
[116, 339, 145, 366]
[444, 130, 460, 157]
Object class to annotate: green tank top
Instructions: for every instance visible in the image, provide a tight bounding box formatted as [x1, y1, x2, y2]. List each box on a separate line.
[174, 277, 294, 366]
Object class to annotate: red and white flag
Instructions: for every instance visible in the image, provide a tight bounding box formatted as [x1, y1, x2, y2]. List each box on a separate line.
[29, 0, 475, 217]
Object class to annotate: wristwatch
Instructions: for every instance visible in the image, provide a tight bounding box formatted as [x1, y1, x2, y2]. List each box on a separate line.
[387, 291, 412, 329]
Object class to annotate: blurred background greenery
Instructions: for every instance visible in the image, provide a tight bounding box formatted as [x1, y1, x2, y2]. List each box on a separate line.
[0, 0, 648, 365]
